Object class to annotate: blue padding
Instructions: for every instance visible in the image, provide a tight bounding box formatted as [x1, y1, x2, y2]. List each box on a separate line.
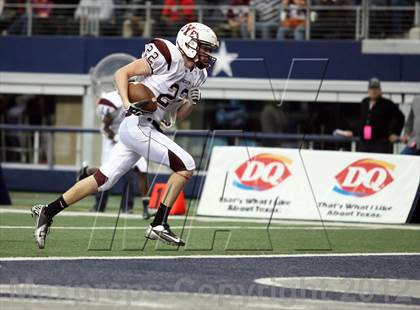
[2, 168, 203, 198]
[0, 36, 418, 81]
[0, 166, 12, 205]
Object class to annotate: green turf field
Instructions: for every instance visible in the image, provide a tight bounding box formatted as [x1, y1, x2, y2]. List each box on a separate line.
[1, 192, 420, 257]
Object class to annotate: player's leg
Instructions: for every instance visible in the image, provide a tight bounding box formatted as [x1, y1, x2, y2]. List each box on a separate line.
[120, 121, 194, 245]
[146, 142, 194, 246]
[134, 156, 155, 219]
[31, 142, 140, 249]
[94, 135, 117, 212]
[31, 174, 99, 249]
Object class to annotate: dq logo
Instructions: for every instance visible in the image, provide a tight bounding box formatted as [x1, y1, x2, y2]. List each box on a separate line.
[333, 159, 395, 197]
[233, 154, 292, 191]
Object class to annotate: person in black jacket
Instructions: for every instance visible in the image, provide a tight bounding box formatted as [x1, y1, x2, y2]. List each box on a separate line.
[336, 77, 405, 153]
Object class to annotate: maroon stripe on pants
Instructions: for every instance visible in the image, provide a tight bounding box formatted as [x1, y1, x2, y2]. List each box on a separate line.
[168, 150, 187, 172]
[93, 170, 109, 186]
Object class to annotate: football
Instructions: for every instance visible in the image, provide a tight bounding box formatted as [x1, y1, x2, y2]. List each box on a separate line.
[127, 82, 157, 112]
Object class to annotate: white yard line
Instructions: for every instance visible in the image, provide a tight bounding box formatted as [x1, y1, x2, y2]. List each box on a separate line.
[0, 252, 419, 262]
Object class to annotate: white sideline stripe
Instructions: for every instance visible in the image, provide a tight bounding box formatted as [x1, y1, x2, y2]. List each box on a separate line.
[0, 252, 419, 262]
[2, 225, 420, 231]
[1, 208, 419, 230]
[0, 225, 391, 230]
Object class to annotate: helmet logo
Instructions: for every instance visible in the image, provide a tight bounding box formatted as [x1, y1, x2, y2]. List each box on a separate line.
[182, 24, 198, 38]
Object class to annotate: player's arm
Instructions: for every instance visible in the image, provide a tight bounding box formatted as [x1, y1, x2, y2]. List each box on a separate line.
[176, 82, 204, 121]
[101, 114, 117, 142]
[114, 58, 152, 110]
[177, 100, 194, 121]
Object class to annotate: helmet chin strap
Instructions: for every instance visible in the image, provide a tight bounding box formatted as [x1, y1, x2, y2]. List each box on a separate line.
[196, 61, 206, 69]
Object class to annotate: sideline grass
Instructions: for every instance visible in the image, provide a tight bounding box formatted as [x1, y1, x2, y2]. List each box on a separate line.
[1, 211, 420, 257]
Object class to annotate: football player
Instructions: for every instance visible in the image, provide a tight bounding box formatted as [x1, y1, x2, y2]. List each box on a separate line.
[76, 90, 155, 219]
[31, 22, 219, 248]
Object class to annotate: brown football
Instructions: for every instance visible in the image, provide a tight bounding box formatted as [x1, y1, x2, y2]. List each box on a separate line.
[127, 83, 157, 112]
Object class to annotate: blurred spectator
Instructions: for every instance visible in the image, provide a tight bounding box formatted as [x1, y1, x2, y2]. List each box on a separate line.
[74, 0, 114, 35]
[277, 0, 306, 40]
[0, 0, 6, 33]
[199, 0, 228, 32]
[369, 0, 415, 38]
[215, 100, 247, 130]
[401, 95, 420, 155]
[335, 77, 405, 153]
[121, 0, 147, 38]
[161, 0, 195, 37]
[244, 0, 281, 39]
[221, 0, 249, 38]
[389, 0, 414, 37]
[260, 103, 288, 147]
[6, 0, 54, 35]
[51, 0, 79, 35]
[34, 0, 53, 17]
[2, 0, 27, 34]
[310, 0, 355, 39]
[75, 0, 114, 21]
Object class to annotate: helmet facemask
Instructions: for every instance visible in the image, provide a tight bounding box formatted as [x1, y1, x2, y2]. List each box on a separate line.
[195, 42, 217, 69]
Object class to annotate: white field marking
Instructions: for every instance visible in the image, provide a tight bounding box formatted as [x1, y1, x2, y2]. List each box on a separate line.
[0, 253, 419, 262]
[254, 277, 420, 299]
[0, 225, 395, 230]
[1, 208, 419, 230]
[2, 225, 420, 231]
[2, 284, 419, 310]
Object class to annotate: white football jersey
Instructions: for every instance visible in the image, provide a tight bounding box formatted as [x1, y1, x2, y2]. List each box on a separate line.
[140, 38, 207, 127]
[96, 90, 125, 134]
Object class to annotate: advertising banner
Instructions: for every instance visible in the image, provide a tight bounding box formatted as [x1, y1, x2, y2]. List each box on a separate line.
[197, 147, 419, 223]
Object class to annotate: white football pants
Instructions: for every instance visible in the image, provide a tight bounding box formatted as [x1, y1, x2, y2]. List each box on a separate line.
[97, 115, 195, 191]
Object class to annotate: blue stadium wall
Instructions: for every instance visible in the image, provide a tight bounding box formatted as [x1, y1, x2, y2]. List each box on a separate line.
[0, 36, 419, 81]
[2, 168, 203, 198]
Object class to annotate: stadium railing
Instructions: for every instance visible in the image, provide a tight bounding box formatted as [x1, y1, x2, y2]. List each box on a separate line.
[1, 2, 419, 40]
[0, 124, 360, 170]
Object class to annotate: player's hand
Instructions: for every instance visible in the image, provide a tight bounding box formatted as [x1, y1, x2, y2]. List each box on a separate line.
[188, 87, 201, 104]
[113, 134, 119, 144]
[127, 100, 149, 116]
[401, 134, 410, 144]
[388, 134, 400, 143]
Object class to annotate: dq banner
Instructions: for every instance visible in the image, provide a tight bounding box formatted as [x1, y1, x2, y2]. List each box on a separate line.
[197, 147, 419, 223]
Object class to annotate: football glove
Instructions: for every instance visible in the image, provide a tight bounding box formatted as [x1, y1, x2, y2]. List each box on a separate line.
[188, 87, 201, 104]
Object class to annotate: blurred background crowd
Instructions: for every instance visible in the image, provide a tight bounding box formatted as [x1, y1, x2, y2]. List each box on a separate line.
[0, 0, 419, 39]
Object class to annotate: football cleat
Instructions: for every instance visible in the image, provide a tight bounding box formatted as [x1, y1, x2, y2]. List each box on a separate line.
[145, 223, 185, 246]
[31, 205, 53, 249]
